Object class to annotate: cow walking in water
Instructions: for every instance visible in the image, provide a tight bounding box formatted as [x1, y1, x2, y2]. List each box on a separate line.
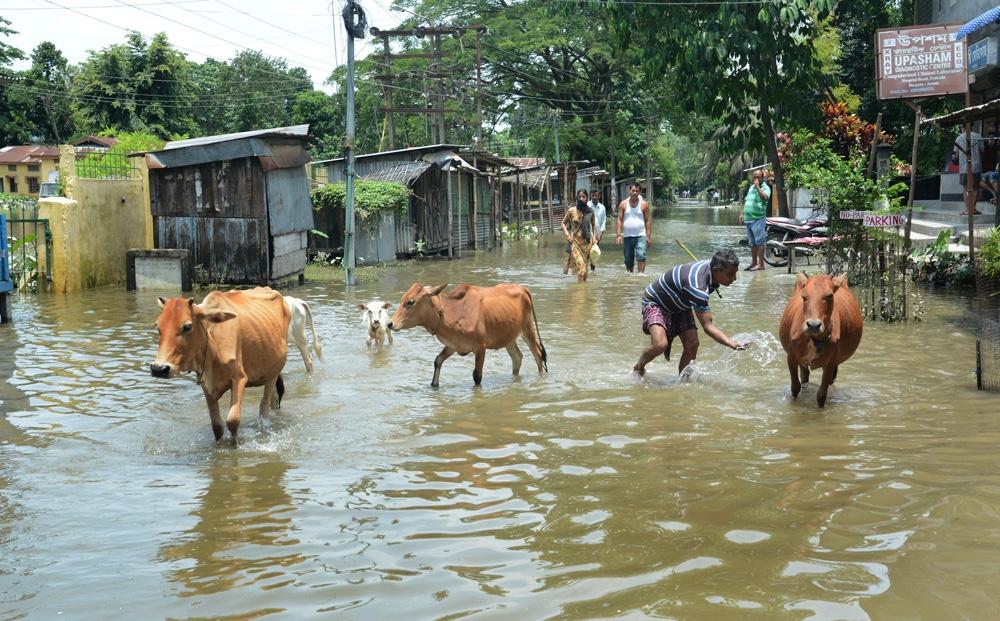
[284, 295, 323, 372]
[151, 287, 291, 440]
[779, 273, 863, 407]
[388, 283, 548, 387]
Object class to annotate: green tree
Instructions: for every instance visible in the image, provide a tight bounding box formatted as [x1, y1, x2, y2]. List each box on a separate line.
[25, 42, 74, 143]
[609, 0, 837, 216]
[292, 90, 343, 159]
[208, 50, 312, 133]
[0, 17, 29, 145]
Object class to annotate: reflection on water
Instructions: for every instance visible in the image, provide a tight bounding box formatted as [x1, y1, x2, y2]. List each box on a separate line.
[1, 204, 999, 619]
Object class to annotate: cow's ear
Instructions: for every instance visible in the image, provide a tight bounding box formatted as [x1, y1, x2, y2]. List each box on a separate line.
[201, 309, 237, 324]
[428, 284, 448, 296]
[831, 274, 847, 291]
[382, 302, 391, 309]
[795, 272, 808, 289]
[356, 304, 366, 311]
[157, 296, 166, 308]
[187, 297, 196, 307]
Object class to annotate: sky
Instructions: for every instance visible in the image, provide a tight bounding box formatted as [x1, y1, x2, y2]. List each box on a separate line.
[3, 0, 405, 91]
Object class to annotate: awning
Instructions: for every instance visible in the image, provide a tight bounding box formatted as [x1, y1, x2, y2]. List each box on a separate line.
[361, 161, 432, 186]
[922, 98, 1000, 126]
[957, 6, 1000, 40]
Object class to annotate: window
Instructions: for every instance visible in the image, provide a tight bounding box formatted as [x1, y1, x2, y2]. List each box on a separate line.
[0, 179, 4, 193]
[27, 177, 40, 193]
[7, 177, 17, 193]
[27, 164, 40, 172]
[7, 165, 15, 172]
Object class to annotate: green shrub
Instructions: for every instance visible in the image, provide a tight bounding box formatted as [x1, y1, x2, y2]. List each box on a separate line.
[979, 227, 1000, 278]
[311, 181, 409, 236]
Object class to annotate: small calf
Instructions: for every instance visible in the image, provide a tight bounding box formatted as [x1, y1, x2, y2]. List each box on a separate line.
[284, 295, 323, 372]
[358, 301, 393, 350]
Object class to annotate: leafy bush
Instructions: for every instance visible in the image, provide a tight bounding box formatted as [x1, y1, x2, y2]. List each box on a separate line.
[909, 231, 975, 288]
[76, 131, 166, 179]
[979, 227, 1000, 278]
[311, 180, 409, 236]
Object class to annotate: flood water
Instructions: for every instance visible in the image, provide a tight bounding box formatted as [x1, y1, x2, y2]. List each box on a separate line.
[1, 205, 999, 620]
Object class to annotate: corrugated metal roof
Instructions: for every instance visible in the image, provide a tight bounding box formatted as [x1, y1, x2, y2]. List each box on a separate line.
[72, 135, 118, 148]
[501, 166, 553, 189]
[361, 161, 433, 185]
[314, 143, 465, 165]
[0, 145, 60, 164]
[162, 124, 310, 150]
[923, 98, 1000, 126]
[507, 157, 547, 168]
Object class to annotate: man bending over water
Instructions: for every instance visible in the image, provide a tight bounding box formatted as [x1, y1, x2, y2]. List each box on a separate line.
[633, 249, 746, 376]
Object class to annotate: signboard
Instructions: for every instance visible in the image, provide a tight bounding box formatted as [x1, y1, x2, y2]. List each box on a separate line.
[863, 213, 907, 227]
[877, 24, 967, 100]
[968, 34, 999, 74]
[839, 210, 869, 220]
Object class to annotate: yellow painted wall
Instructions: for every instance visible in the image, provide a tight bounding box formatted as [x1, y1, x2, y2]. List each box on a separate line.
[39, 154, 152, 293]
[1, 159, 59, 197]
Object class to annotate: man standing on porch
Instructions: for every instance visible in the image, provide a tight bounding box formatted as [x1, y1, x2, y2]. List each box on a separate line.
[955, 128, 984, 216]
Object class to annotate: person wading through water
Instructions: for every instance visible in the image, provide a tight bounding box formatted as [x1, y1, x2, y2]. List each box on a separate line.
[562, 189, 597, 283]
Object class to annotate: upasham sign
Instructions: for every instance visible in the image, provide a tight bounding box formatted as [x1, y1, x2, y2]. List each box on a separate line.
[876, 24, 966, 100]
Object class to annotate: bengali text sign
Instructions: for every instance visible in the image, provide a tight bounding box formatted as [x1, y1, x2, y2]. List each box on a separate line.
[877, 25, 967, 100]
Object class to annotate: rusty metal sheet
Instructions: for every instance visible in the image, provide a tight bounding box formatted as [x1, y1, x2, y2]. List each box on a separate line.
[265, 167, 314, 235]
[155, 216, 266, 284]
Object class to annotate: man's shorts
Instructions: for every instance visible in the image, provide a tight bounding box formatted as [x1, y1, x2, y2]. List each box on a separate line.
[623, 235, 647, 269]
[642, 303, 696, 360]
[746, 217, 766, 247]
[985, 171, 998, 184]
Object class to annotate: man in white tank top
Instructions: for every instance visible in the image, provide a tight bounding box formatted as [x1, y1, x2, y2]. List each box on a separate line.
[616, 182, 651, 273]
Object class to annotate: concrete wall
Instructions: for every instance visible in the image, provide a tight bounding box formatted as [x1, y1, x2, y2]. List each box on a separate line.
[38, 147, 152, 292]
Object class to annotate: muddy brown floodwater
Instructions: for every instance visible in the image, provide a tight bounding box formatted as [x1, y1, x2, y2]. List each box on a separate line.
[1, 206, 998, 620]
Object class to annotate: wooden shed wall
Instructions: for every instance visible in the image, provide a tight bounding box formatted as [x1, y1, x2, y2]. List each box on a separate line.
[150, 157, 268, 284]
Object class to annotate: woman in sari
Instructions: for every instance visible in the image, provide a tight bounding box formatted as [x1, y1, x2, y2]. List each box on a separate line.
[561, 189, 597, 283]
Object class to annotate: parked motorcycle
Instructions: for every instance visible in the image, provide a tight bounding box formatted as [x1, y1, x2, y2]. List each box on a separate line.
[763, 208, 829, 267]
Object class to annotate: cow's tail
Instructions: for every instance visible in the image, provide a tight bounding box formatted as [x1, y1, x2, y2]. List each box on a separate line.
[276, 374, 285, 408]
[305, 301, 323, 361]
[527, 290, 548, 372]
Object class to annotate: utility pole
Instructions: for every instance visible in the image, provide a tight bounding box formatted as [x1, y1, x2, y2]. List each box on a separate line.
[609, 118, 618, 209]
[382, 37, 395, 149]
[343, 0, 367, 287]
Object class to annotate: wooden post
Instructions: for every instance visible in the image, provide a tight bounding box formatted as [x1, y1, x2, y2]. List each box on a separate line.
[457, 168, 463, 259]
[472, 157, 479, 250]
[963, 88, 976, 264]
[447, 168, 454, 259]
[515, 171, 522, 241]
[546, 168, 555, 233]
[903, 104, 921, 252]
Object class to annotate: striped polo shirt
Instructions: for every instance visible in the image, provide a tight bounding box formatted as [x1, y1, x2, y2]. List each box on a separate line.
[642, 259, 718, 313]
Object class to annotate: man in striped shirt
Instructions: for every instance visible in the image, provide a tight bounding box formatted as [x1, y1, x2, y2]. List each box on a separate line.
[633, 249, 746, 376]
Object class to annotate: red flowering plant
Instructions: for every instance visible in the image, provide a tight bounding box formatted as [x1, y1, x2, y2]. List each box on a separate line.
[819, 102, 894, 163]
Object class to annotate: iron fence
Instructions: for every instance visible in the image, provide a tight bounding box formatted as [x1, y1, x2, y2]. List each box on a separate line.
[0, 196, 52, 292]
[75, 150, 141, 180]
[975, 266, 1000, 391]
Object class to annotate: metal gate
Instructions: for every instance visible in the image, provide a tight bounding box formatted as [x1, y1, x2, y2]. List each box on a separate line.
[0, 199, 52, 293]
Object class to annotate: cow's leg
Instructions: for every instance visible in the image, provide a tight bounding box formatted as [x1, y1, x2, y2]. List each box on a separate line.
[294, 332, 313, 373]
[226, 376, 248, 439]
[432, 346, 455, 388]
[788, 356, 801, 399]
[387, 329, 393, 345]
[799, 365, 810, 385]
[830, 366, 839, 385]
[506, 342, 524, 376]
[205, 393, 225, 441]
[473, 349, 486, 386]
[260, 377, 276, 420]
[817, 365, 836, 408]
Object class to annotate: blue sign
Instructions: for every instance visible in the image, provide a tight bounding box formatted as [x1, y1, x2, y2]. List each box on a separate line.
[0, 214, 12, 294]
[969, 37, 990, 72]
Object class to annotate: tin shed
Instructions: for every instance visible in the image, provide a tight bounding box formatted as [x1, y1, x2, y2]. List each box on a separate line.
[144, 125, 314, 284]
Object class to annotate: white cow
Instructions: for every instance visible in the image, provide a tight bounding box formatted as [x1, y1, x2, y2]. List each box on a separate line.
[358, 301, 393, 350]
[284, 295, 323, 372]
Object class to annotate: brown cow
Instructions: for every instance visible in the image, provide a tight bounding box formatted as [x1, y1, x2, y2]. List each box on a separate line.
[388, 283, 548, 387]
[779, 273, 863, 407]
[151, 287, 291, 440]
